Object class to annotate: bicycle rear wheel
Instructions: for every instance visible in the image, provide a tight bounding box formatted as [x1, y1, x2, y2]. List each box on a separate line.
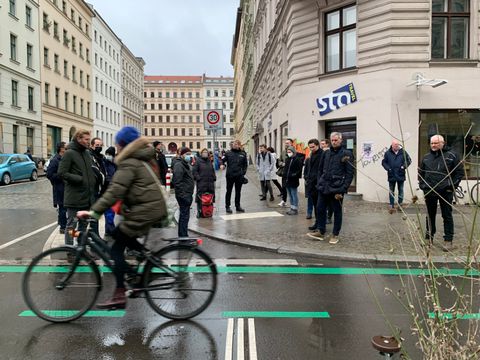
[471, 183, 480, 205]
[143, 245, 217, 320]
[22, 246, 101, 323]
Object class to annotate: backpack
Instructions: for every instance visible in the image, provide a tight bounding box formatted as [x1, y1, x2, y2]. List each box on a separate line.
[199, 193, 214, 218]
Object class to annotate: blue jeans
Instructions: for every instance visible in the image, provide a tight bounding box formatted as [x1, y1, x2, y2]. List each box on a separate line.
[176, 196, 193, 237]
[286, 186, 299, 209]
[388, 181, 405, 207]
[317, 193, 343, 236]
[58, 205, 67, 230]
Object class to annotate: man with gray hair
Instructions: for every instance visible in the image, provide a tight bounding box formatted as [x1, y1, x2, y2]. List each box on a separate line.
[308, 132, 354, 244]
[419, 134, 463, 251]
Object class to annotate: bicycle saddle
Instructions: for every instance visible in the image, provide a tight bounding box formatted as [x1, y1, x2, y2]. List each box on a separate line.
[371, 335, 401, 354]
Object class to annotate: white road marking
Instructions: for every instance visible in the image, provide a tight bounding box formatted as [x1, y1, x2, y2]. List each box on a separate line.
[237, 318, 245, 360]
[220, 211, 283, 221]
[0, 222, 57, 251]
[225, 318, 234, 360]
[214, 258, 298, 266]
[248, 318, 258, 360]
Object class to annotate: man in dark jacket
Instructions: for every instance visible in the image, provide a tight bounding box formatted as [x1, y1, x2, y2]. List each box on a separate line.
[89, 137, 106, 198]
[308, 132, 355, 244]
[173, 147, 195, 237]
[153, 140, 168, 185]
[58, 129, 97, 245]
[382, 139, 412, 213]
[193, 148, 216, 217]
[419, 134, 464, 251]
[305, 139, 324, 229]
[221, 139, 248, 213]
[46, 142, 67, 234]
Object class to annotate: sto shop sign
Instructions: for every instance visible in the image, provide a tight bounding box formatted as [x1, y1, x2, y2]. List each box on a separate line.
[316, 83, 357, 116]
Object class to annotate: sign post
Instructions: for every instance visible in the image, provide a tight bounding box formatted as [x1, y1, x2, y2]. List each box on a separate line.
[204, 109, 224, 152]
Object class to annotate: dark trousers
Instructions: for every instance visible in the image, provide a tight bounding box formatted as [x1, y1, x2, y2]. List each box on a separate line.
[58, 204, 67, 230]
[225, 176, 243, 208]
[281, 177, 287, 202]
[388, 180, 405, 207]
[425, 189, 454, 241]
[317, 193, 344, 236]
[176, 196, 192, 237]
[261, 180, 273, 197]
[272, 179, 282, 194]
[110, 227, 143, 288]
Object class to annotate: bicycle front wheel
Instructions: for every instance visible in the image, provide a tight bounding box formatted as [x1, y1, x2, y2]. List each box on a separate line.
[471, 183, 480, 205]
[143, 245, 217, 320]
[22, 246, 102, 323]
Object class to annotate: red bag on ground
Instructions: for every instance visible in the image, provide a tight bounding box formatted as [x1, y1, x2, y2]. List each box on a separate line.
[199, 193, 214, 218]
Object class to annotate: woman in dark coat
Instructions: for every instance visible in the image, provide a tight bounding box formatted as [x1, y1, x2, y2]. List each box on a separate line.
[282, 146, 304, 215]
[192, 148, 216, 217]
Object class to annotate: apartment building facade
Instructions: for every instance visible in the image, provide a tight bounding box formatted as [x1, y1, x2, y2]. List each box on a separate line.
[232, 0, 480, 202]
[0, 0, 42, 155]
[203, 76, 236, 151]
[91, 8, 122, 147]
[121, 45, 144, 131]
[143, 76, 204, 153]
[39, 0, 94, 157]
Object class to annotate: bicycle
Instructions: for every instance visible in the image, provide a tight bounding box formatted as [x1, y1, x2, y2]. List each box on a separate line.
[22, 218, 217, 323]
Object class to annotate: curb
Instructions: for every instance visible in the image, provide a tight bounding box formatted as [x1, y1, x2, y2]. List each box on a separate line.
[182, 215, 466, 265]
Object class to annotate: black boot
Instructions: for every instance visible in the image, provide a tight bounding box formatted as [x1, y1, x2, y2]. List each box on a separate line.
[97, 288, 126, 310]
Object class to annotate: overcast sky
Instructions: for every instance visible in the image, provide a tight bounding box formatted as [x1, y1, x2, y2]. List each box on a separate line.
[87, 0, 238, 77]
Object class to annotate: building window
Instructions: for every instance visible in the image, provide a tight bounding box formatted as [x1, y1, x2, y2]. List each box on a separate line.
[72, 65, 76, 82]
[54, 54, 59, 72]
[80, 99, 84, 116]
[419, 109, 480, 178]
[9, 0, 16, 16]
[325, 4, 357, 72]
[86, 75, 90, 89]
[222, 90, 226, 97]
[432, 0, 469, 59]
[25, 6, 32, 27]
[214, 90, 218, 97]
[230, 89, 234, 97]
[43, 47, 49, 67]
[27, 128, 34, 153]
[12, 125, 18, 153]
[174, 129, 178, 136]
[196, 92, 200, 98]
[62, 0, 66, 14]
[11, 80, 18, 106]
[55, 87, 60, 107]
[64, 91, 68, 111]
[44, 83, 50, 105]
[73, 95, 77, 114]
[10, 34, 17, 61]
[27, 44, 33, 68]
[80, 70, 84, 86]
[166, 129, 171, 136]
[28, 86, 34, 111]
[53, 21, 59, 39]
[43, 12, 49, 32]
[63, 60, 68, 77]
[206, 90, 211, 97]
[196, 104, 200, 110]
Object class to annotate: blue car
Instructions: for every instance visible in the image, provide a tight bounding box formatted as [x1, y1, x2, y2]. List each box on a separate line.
[0, 154, 38, 185]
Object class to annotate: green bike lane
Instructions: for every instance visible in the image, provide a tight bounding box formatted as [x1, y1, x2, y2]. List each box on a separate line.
[2, 263, 478, 360]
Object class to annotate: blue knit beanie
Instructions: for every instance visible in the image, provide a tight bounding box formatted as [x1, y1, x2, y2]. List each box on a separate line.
[115, 126, 140, 147]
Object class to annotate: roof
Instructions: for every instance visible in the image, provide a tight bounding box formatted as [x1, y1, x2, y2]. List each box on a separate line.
[144, 75, 203, 84]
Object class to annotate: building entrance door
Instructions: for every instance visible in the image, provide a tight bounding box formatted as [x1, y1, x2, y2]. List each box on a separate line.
[326, 119, 357, 192]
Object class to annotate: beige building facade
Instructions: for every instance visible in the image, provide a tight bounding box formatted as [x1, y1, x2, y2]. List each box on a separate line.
[39, 0, 94, 157]
[143, 76, 204, 153]
[0, 0, 42, 155]
[233, 0, 480, 202]
[121, 46, 144, 131]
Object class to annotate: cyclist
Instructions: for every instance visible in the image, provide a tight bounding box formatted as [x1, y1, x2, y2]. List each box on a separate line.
[77, 126, 168, 309]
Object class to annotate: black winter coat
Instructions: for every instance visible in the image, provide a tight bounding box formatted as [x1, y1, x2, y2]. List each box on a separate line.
[418, 147, 464, 193]
[173, 159, 195, 200]
[156, 152, 168, 185]
[222, 149, 248, 179]
[46, 154, 64, 207]
[58, 140, 96, 208]
[304, 150, 323, 196]
[317, 146, 355, 194]
[192, 157, 216, 194]
[381, 147, 411, 182]
[283, 153, 304, 188]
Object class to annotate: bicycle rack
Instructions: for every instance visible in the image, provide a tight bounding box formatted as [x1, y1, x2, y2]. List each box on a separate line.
[371, 335, 402, 359]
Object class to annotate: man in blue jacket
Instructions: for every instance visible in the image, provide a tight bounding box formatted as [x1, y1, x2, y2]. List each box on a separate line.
[382, 139, 412, 213]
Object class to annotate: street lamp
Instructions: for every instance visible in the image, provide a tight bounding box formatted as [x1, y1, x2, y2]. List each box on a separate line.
[407, 73, 448, 99]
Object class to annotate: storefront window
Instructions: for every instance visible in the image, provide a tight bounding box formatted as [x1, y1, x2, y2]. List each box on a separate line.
[47, 125, 61, 157]
[419, 110, 480, 178]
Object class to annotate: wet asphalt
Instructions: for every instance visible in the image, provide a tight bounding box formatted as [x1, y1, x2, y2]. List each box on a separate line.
[0, 179, 475, 359]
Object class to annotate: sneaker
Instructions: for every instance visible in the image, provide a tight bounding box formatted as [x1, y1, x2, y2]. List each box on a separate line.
[259, 197, 266, 201]
[329, 235, 340, 244]
[286, 209, 298, 215]
[278, 201, 287, 207]
[226, 207, 233, 214]
[442, 241, 454, 252]
[307, 231, 325, 241]
[388, 207, 395, 214]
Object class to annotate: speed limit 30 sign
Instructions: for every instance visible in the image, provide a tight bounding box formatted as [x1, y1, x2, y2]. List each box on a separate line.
[203, 109, 224, 130]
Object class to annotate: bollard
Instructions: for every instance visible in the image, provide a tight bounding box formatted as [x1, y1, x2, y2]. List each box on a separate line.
[165, 171, 171, 192]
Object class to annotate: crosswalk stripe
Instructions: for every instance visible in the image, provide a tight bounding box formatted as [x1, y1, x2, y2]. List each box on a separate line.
[220, 211, 283, 221]
[237, 318, 245, 360]
[248, 318, 258, 360]
[225, 318, 234, 360]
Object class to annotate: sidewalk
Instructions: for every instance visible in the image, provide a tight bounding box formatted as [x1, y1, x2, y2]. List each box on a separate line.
[186, 167, 480, 263]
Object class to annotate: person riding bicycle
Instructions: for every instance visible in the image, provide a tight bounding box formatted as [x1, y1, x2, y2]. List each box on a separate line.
[77, 126, 168, 309]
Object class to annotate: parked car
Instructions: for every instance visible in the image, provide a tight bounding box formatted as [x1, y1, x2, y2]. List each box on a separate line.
[0, 154, 38, 185]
